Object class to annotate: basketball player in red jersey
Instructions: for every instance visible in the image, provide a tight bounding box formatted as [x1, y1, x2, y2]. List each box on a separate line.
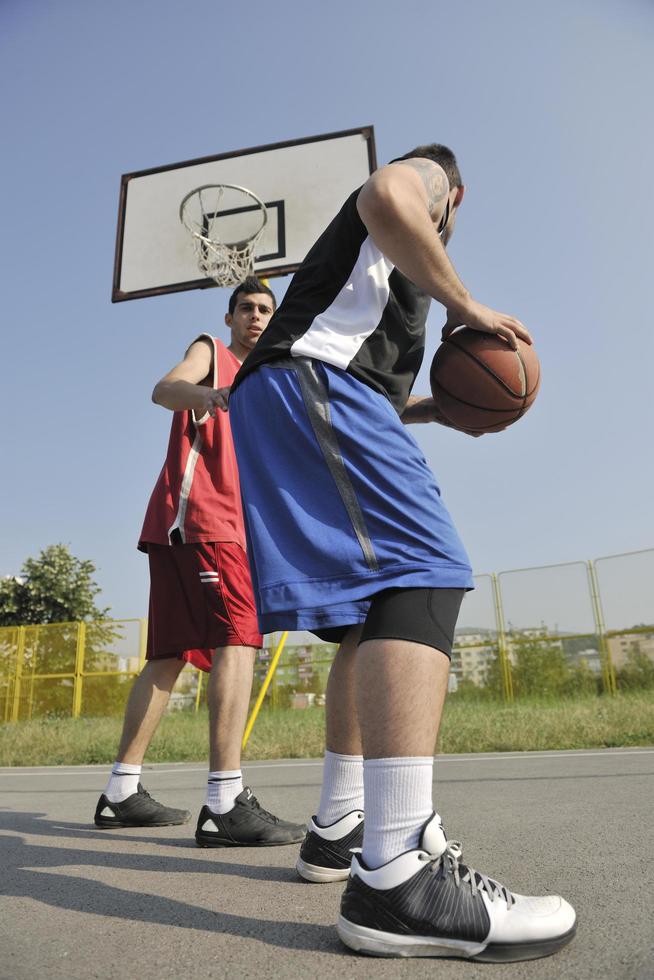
[94, 278, 304, 847]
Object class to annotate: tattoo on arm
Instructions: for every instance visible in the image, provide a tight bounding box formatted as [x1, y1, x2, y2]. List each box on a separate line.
[404, 159, 449, 215]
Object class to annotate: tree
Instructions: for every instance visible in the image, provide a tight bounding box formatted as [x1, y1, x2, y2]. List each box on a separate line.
[0, 546, 124, 719]
[480, 648, 507, 700]
[450, 675, 496, 702]
[617, 649, 654, 691]
[506, 632, 599, 698]
[0, 544, 109, 626]
[509, 633, 570, 698]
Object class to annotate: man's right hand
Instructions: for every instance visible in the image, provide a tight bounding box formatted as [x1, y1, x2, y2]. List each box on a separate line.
[442, 300, 532, 351]
[195, 386, 231, 417]
[212, 386, 231, 413]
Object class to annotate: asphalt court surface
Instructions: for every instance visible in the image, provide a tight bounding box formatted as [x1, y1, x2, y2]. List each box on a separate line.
[1, 748, 652, 980]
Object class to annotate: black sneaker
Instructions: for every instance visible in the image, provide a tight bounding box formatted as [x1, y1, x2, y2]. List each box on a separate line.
[296, 810, 364, 882]
[94, 783, 191, 828]
[195, 787, 306, 847]
[337, 813, 576, 962]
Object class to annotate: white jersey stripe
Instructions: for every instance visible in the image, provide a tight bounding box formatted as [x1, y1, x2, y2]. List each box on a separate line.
[290, 237, 393, 368]
[166, 332, 219, 543]
[167, 428, 204, 544]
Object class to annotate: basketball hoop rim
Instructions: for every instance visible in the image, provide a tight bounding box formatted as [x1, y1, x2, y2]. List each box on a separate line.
[179, 183, 268, 249]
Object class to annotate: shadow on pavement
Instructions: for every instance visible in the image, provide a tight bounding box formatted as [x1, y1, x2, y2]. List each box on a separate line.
[0, 810, 302, 883]
[0, 810, 345, 955]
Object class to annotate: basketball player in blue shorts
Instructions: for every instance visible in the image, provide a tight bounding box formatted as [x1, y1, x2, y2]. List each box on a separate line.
[224, 145, 576, 961]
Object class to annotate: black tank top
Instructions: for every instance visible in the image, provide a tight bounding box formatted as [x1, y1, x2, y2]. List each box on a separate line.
[232, 187, 447, 414]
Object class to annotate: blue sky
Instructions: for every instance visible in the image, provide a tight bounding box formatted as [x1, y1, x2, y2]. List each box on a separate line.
[1, 0, 652, 627]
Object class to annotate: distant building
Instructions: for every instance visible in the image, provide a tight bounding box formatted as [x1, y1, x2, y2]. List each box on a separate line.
[456, 625, 612, 686]
[452, 630, 497, 686]
[607, 631, 654, 668]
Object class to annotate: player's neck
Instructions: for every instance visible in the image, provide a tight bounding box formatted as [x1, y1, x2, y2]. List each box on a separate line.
[227, 341, 249, 364]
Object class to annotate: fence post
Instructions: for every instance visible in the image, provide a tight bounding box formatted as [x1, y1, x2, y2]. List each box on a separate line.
[194, 669, 203, 712]
[271, 666, 278, 709]
[11, 626, 26, 723]
[72, 621, 86, 719]
[269, 633, 279, 709]
[491, 574, 513, 702]
[587, 560, 617, 696]
[138, 618, 148, 668]
[2, 630, 11, 724]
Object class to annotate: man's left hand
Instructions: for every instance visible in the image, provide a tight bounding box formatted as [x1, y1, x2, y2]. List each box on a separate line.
[401, 395, 487, 436]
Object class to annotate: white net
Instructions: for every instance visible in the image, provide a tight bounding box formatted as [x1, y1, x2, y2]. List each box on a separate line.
[179, 184, 268, 288]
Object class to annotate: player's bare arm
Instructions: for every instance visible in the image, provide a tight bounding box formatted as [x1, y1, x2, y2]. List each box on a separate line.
[356, 160, 532, 350]
[400, 395, 485, 436]
[152, 338, 223, 417]
[401, 395, 450, 425]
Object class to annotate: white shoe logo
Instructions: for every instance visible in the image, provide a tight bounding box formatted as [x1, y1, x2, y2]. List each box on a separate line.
[201, 819, 219, 832]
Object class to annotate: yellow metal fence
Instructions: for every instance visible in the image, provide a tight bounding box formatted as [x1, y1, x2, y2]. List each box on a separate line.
[1, 549, 652, 724]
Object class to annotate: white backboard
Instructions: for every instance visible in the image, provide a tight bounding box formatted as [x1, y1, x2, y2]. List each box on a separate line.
[112, 127, 376, 302]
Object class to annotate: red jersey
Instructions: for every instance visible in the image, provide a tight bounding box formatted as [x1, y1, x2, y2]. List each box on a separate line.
[139, 336, 246, 551]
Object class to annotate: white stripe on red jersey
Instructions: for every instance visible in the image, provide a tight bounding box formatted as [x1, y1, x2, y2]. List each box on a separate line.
[139, 337, 246, 551]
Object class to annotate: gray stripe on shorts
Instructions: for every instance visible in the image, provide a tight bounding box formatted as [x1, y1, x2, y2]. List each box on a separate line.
[293, 357, 379, 573]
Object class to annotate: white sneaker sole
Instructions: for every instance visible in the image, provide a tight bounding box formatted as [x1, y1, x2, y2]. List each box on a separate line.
[337, 916, 577, 962]
[296, 857, 351, 883]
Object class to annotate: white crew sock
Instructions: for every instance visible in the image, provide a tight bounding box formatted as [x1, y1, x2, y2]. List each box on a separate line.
[361, 756, 434, 869]
[104, 762, 142, 803]
[206, 770, 244, 814]
[316, 750, 364, 826]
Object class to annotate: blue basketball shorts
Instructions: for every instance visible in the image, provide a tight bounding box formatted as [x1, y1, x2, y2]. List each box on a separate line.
[229, 358, 473, 634]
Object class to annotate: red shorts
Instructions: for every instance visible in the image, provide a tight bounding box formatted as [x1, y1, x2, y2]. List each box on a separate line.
[145, 541, 263, 673]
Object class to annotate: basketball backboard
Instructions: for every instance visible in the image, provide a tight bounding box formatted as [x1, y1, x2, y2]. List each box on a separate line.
[112, 126, 377, 302]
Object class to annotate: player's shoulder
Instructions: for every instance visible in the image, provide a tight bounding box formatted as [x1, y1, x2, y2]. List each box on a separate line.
[387, 156, 449, 188]
[185, 333, 218, 357]
[361, 157, 449, 221]
[360, 157, 449, 201]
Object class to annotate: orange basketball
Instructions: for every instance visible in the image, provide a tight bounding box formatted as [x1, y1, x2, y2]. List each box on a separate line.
[430, 328, 540, 434]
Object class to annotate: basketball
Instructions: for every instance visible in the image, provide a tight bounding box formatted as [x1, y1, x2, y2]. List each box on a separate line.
[430, 328, 540, 434]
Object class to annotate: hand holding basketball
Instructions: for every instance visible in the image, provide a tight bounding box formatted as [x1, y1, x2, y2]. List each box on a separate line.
[401, 395, 483, 436]
[442, 299, 532, 351]
[430, 327, 540, 434]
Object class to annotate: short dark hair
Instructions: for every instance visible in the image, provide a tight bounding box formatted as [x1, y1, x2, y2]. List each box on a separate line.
[392, 144, 462, 189]
[228, 276, 277, 315]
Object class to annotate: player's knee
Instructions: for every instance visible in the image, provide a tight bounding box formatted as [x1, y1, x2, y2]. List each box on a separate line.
[360, 588, 465, 658]
[144, 655, 185, 680]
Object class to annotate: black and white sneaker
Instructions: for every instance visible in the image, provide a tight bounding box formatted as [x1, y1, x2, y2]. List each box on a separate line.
[195, 787, 305, 847]
[94, 783, 191, 828]
[337, 813, 576, 962]
[296, 810, 364, 883]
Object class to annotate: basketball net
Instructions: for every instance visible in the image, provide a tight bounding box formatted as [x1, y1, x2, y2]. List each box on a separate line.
[179, 184, 268, 288]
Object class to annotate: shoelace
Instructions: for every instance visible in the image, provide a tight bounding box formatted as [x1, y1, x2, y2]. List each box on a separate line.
[247, 794, 279, 823]
[420, 841, 515, 909]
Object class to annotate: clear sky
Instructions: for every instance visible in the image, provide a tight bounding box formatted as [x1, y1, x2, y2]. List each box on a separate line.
[1, 0, 652, 630]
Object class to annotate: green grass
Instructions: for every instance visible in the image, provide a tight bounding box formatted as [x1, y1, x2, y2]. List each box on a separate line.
[1, 690, 653, 767]
[439, 690, 654, 753]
